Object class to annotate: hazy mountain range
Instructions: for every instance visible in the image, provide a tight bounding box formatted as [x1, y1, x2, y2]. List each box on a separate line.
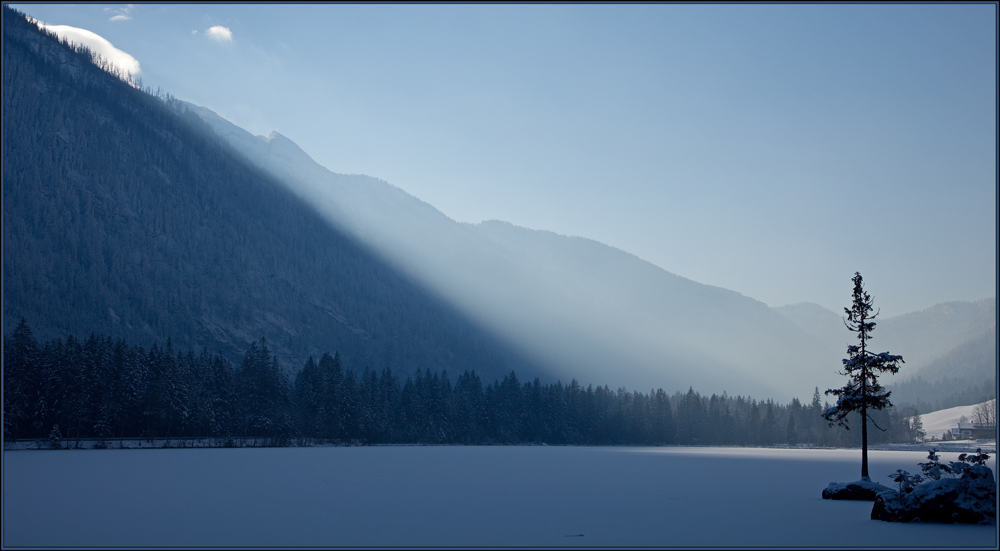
[182, 102, 831, 400]
[3, 9, 994, 404]
[185, 100, 997, 402]
[773, 299, 996, 373]
[773, 299, 996, 410]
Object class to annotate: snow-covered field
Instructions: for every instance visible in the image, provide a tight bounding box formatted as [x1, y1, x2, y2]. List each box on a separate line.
[919, 401, 994, 441]
[3, 446, 997, 548]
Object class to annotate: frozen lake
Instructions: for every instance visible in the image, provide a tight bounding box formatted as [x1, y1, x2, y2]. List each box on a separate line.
[3, 445, 996, 547]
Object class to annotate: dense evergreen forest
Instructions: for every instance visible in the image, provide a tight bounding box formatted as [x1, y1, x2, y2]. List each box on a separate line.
[4, 321, 926, 447]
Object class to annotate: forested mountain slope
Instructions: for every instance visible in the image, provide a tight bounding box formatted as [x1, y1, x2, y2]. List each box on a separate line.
[186, 105, 837, 401]
[879, 299, 996, 373]
[886, 328, 997, 413]
[1, 8, 532, 382]
[774, 299, 996, 372]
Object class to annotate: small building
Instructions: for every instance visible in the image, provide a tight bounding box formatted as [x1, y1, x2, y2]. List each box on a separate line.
[951, 422, 997, 440]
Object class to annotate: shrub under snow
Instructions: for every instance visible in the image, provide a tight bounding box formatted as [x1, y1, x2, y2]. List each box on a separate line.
[871, 448, 997, 524]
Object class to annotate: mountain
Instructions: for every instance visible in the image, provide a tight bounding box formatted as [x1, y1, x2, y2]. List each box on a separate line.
[774, 300, 997, 411]
[878, 299, 996, 374]
[904, 328, 997, 384]
[771, 302, 844, 345]
[886, 329, 997, 413]
[773, 299, 997, 373]
[184, 107, 840, 401]
[2, 8, 532, 382]
[8, 6, 989, 402]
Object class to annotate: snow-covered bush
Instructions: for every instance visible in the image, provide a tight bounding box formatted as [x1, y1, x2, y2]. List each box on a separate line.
[917, 448, 961, 480]
[872, 448, 997, 524]
[888, 469, 923, 494]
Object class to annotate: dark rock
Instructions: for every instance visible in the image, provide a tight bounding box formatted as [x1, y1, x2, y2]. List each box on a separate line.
[822, 478, 893, 501]
[871, 491, 902, 521]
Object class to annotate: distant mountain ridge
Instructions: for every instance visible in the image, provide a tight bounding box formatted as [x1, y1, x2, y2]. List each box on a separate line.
[186, 99, 997, 401]
[185, 104, 845, 400]
[773, 299, 996, 373]
[879, 300, 996, 373]
[773, 299, 997, 410]
[885, 329, 996, 413]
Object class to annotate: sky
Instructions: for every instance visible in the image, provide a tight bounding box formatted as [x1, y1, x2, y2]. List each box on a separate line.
[10, 3, 997, 316]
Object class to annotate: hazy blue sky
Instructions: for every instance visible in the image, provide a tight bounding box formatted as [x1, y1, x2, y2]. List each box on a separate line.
[13, 3, 996, 316]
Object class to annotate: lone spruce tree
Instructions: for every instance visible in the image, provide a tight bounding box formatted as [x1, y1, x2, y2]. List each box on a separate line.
[823, 272, 904, 479]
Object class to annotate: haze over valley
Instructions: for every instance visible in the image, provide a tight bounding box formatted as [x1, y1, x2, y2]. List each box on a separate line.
[3, 3, 996, 407]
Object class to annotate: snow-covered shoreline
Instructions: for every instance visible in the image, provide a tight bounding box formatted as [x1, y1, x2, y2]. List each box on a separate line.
[6, 438, 995, 453]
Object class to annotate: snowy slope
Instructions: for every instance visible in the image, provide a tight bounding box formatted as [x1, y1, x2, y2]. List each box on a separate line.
[916, 401, 993, 441]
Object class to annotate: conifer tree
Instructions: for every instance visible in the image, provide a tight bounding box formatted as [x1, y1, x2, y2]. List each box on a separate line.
[294, 356, 322, 438]
[3, 318, 37, 441]
[317, 352, 343, 441]
[823, 272, 904, 479]
[910, 414, 926, 443]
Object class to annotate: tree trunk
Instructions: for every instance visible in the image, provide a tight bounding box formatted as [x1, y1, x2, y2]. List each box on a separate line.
[861, 401, 869, 479]
[861, 311, 869, 479]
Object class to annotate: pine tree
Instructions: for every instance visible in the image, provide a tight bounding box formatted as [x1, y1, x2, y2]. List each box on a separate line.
[317, 352, 343, 441]
[910, 414, 926, 443]
[3, 318, 38, 441]
[823, 272, 904, 479]
[809, 387, 824, 445]
[651, 388, 675, 445]
[785, 400, 799, 445]
[294, 356, 322, 438]
[208, 352, 234, 439]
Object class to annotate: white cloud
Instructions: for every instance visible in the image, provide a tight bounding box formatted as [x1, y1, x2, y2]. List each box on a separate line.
[105, 5, 134, 22]
[39, 24, 141, 76]
[206, 26, 233, 43]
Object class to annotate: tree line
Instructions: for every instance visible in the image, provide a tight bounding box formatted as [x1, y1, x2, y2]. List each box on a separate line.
[3, 320, 925, 447]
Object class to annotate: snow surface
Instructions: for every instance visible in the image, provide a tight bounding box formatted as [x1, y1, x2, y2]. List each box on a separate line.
[917, 401, 994, 441]
[3, 446, 997, 548]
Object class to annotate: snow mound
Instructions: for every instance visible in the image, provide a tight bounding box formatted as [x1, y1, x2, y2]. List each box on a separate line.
[822, 477, 893, 501]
